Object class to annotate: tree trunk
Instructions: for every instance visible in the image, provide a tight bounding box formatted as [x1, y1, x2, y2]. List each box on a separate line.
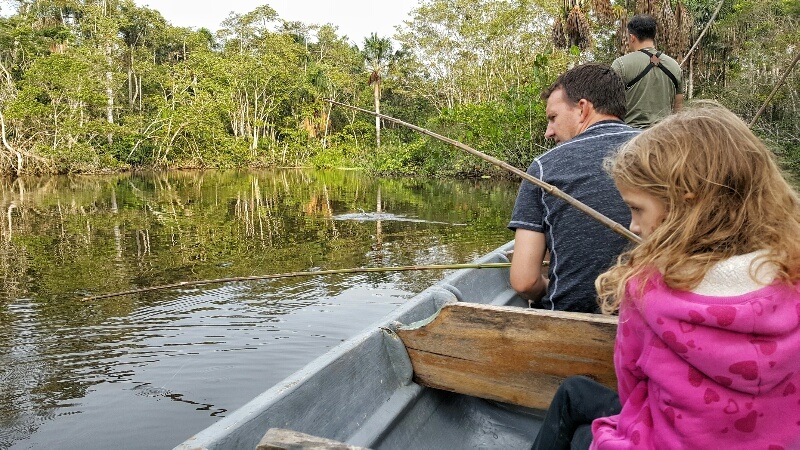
[128, 49, 134, 109]
[128, 68, 134, 109]
[0, 111, 22, 175]
[251, 89, 259, 151]
[322, 99, 332, 149]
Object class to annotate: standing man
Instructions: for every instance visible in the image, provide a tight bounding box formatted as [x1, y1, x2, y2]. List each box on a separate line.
[612, 14, 683, 128]
[508, 63, 637, 312]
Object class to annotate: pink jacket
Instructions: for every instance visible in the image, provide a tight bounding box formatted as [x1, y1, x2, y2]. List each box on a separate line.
[591, 273, 800, 449]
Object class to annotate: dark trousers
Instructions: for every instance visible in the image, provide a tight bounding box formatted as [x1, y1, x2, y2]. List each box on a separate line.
[531, 376, 621, 450]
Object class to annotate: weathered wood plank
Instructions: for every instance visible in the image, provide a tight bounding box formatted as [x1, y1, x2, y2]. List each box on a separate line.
[396, 302, 618, 410]
[257, 428, 370, 450]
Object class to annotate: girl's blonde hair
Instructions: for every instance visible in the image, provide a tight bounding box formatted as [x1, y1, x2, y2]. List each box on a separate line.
[596, 100, 800, 314]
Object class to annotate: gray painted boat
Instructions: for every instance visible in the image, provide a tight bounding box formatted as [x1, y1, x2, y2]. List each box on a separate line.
[175, 241, 616, 449]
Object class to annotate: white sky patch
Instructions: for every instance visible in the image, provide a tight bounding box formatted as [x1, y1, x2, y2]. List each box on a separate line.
[131, 0, 418, 46]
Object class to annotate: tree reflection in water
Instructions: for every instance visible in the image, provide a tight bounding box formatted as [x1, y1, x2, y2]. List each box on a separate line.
[0, 169, 516, 449]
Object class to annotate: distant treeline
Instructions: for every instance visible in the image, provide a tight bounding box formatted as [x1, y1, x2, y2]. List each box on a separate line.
[0, 0, 797, 176]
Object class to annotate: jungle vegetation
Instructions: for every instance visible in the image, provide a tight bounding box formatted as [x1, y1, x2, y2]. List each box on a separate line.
[0, 0, 797, 176]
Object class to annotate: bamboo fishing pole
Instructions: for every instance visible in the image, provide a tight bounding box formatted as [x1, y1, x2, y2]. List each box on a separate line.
[680, 0, 724, 67]
[749, 50, 800, 128]
[82, 263, 514, 301]
[679, 1, 796, 128]
[326, 99, 642, 245]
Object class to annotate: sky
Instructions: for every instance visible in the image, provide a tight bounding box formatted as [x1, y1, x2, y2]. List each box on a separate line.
[132, 0, 419, 45]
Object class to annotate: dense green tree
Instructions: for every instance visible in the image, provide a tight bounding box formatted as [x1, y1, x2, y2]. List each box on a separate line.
[397, 0, 557, 110]
[0, 0, 795, 176]
[303, 25, 363, 156]
[655, 0, 798, 167]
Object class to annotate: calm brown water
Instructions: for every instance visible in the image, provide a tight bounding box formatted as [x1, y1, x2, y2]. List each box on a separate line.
[0, 169, 518, 449]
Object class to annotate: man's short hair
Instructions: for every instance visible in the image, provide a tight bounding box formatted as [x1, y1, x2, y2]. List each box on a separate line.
[627, 14, 657, 41]
[540, 63, 627, 119]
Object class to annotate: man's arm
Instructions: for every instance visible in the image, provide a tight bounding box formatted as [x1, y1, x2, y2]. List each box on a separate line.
[673, 93, 684, 112]
[510, 228, 548, 304]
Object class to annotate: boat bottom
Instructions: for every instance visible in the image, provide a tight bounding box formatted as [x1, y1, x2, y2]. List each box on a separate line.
[366, 387, 544, 449]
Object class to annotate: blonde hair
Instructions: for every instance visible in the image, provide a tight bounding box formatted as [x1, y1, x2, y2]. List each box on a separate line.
[596, 101, 800, 314]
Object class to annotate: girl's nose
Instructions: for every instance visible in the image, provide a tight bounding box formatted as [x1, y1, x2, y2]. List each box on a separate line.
[629, 220, 640, 235]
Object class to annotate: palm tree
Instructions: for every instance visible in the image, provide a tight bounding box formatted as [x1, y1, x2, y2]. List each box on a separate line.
[362, 33, 393, 148]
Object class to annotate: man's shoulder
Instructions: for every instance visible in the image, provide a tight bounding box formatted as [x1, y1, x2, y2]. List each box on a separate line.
[656, 50, 679, 63]
[615, 48, 681, 66]
[543, 122, 638, 151]
[658, 52, 682, 73]
[642, 49, 681, 73]
[570, 121, 640, 144]
[615, 50, 644, 61]
[537, 122, 639, 164]
[612, 51, 649, 79]
[614, 50, 648, 65]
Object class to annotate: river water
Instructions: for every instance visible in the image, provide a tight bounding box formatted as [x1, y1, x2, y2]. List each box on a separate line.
[0, 169, 518, 449]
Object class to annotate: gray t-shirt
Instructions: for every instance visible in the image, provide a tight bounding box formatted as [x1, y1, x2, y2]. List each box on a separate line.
[508, 121, 639, 312]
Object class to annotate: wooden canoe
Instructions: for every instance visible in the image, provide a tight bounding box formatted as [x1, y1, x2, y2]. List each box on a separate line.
[175, 241, 618, 450]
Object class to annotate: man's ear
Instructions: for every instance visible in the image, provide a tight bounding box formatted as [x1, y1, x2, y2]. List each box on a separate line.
[577, 99, 592, 122]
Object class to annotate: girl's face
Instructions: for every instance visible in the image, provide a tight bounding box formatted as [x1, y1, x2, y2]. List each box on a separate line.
[617, 185, 668, 239]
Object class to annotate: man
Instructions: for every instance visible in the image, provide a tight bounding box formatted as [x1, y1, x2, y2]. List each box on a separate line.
[508, 63, 637, 312]
[612, 14, 684, 128]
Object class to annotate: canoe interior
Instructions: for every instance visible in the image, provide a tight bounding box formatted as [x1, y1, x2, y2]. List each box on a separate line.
[175, 241, 545, 449]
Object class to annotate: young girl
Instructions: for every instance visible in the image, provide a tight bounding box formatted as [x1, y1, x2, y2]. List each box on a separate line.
[533, 101, 800, 449]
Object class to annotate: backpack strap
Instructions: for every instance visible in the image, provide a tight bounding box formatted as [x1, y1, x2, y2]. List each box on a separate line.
[625, 49, 680, 92]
